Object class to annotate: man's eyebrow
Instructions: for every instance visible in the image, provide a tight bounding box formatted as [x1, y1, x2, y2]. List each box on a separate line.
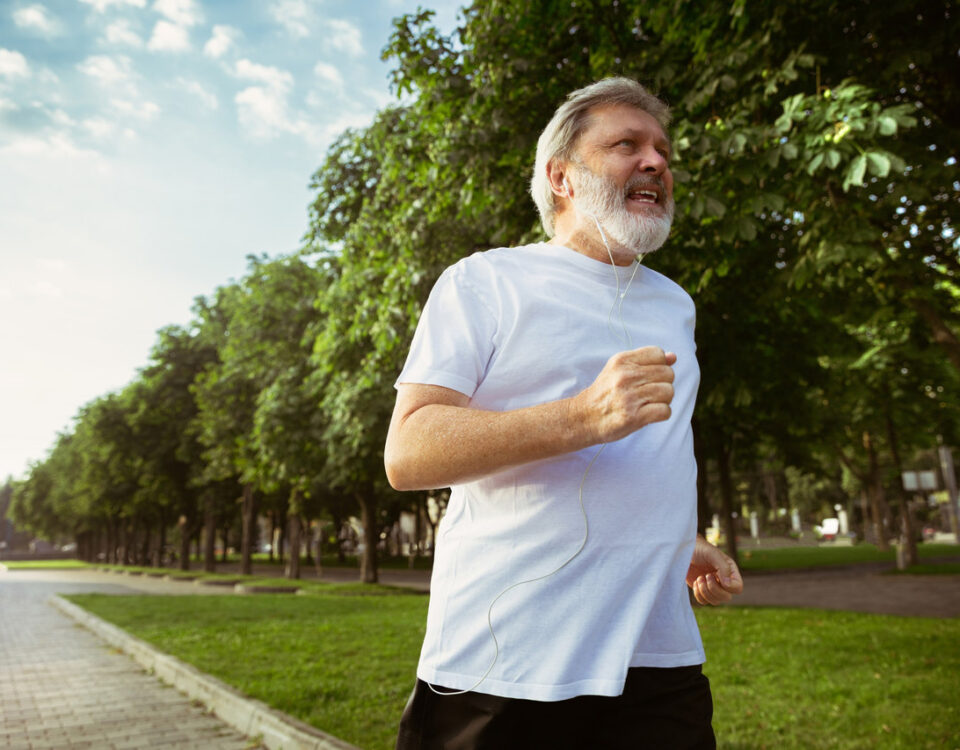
[606, 128, 673, 153]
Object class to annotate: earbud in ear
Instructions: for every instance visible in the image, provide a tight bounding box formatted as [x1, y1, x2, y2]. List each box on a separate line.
[562, 177, 572, 197]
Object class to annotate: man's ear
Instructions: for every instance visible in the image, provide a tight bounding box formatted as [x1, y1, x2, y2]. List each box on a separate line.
[546, 159, 571, 199]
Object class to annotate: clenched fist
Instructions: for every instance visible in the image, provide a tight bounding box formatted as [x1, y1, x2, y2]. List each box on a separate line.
[574, 346, 676, 444]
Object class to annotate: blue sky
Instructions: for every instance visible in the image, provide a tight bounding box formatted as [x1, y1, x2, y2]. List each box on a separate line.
[0, 0, 464, 481]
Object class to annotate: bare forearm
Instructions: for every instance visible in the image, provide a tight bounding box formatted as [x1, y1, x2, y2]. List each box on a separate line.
[385, 347, 676, 491]
[384, 397, 593, 490]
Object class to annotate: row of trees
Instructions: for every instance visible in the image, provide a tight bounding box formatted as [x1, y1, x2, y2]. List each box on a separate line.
[8, 0, 959, 576]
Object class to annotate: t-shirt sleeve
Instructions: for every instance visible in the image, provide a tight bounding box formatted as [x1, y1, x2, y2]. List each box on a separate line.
[395, 262, 497, 398]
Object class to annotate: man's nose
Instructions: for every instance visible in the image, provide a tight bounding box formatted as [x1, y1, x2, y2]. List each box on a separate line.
[636, 147, 667, 175]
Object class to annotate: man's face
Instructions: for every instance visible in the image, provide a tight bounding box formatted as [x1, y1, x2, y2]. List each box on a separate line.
[567, 103, 675, 257]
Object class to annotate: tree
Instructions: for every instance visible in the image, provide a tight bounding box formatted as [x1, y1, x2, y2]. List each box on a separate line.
[127, 323, 217, 567]
[301, 0, 957, 564]
[193, 254, 332, 577]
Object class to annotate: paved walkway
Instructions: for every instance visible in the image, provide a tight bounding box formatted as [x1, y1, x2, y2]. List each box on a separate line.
[0, 571, 257, 749]
[735, 562, 960, 618]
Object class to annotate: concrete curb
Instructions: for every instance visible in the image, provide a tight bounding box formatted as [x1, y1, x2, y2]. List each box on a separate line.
[51, 595, 362, 750]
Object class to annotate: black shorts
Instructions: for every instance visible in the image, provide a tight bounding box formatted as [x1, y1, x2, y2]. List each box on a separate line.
[396, 664, 715, 750]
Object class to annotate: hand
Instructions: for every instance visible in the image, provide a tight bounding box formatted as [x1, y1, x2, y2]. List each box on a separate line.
[575, 346, 676, 444]
[686, 535, 743, 606]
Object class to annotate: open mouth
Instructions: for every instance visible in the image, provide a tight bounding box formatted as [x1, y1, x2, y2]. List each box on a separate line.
[626, 187, 660, 205]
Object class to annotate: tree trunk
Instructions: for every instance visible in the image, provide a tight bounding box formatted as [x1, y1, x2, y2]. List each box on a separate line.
[178, 514, 192, 571]
[314, 522, 323, 578]
[863, 431, 891, 552]
[268, 511, 276, 562]
[276, 506, 287, 566]
[331, 511, 346, 563]
[357, 491, 379, 584]
[717, 439, 739, 566]
[203, 499, 217, 573]
[859, 489, 872, 544]
[220, 523, 229, 563]
[155, 514, 166, 568]
[286, 512, 302, 580]
[240, 484, 258, 575]
[884, 409, 919, 568]
[122, 521, 133, 565]
[139, 518, 151, 565]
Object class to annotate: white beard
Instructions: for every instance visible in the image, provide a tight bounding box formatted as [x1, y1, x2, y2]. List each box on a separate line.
[571, 165, 675, 260]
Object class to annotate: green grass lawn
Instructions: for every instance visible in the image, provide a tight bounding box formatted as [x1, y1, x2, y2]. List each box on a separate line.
[737, 542, 959, 572]
[1, 559, 91, 570]
[65, 593, 960, 750]
[884, 562, 960, 575]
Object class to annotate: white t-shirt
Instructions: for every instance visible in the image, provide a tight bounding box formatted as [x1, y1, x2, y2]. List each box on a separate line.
[396, 242, 704, 701]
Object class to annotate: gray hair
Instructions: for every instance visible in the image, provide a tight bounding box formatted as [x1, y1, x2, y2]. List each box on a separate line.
[530, 77, 671, 237]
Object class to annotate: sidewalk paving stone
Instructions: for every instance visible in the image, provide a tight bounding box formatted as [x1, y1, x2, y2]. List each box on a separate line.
[0, 573, 260, 750]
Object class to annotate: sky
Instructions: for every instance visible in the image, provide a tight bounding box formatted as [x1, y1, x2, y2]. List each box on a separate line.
[0, 0, 464, 481]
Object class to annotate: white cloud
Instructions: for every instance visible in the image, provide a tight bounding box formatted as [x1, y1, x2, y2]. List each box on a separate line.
[232, 60, 312, 141]
[76, 54, 133, 87]
[82, 116, 118, 139]
[0, 49, 30, 79]
[104, 20, 143, 47]
[270, 0, 314, 38]
[176, 77, 217, 109]
[152, 0, 201, 27]
[313, 61, 343, 90]
[110, 98, 160, 119]
[326, 19, 363, 57]
[235, 86, 292, 139]
[79, 0, 147, 11]
[0, 97, 18, 112]
[13, 5, 60, 36]
[147, 20, 190, 51]
[49, 108, 76, 126]
[203, 24, 239, 58]
[0, 132, 107, 168]
[234, 59, 293, 91]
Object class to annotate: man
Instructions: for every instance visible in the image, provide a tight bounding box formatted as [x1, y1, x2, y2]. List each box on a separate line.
[385, 78, 743, 749]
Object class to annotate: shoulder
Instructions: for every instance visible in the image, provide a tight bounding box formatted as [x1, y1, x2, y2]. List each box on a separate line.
[441, 243, 550, 289]
[447, 243, 549, 274]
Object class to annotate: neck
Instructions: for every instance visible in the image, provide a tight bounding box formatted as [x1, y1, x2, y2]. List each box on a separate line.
[550, 224, 636, 267]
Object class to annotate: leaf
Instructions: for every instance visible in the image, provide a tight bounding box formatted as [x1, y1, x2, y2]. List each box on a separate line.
[843, 154, 867, 190]
[806, 152, 824, 175]
[877, 116, 897, 136]
[866, 152, 891, 178]
[705, 195, 727, 218]
[689, 195, 705, 221]
[824, 149, 841, 169]
[850, 344, 885, 370]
